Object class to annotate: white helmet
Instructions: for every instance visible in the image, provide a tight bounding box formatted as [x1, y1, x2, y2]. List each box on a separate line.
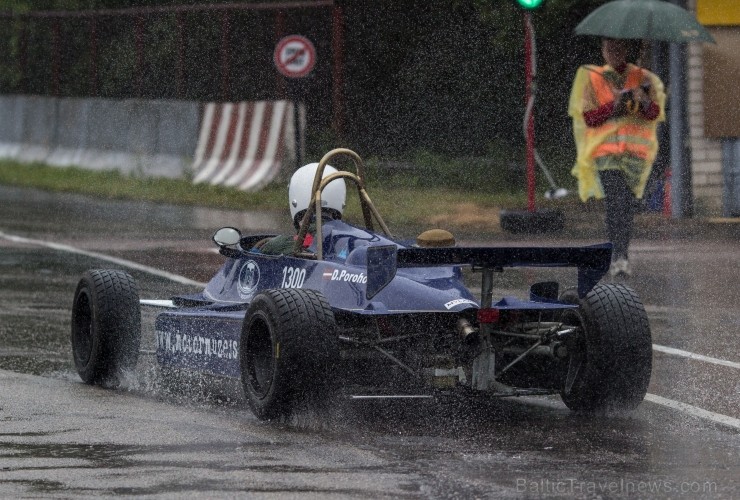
[289, 163, 346, 226]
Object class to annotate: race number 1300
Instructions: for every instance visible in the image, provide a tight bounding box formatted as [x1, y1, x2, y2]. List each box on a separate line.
[281, 266, 306, 289]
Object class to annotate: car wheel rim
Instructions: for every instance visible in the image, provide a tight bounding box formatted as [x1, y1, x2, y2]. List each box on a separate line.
[72, 290, 93, 366]
[246, 316, 275, 399]
[564, 341, 585, 395]
[561, 308, 586, 396]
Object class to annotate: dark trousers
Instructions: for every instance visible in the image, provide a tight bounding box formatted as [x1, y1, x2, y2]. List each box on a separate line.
[599, 170, 635, 261]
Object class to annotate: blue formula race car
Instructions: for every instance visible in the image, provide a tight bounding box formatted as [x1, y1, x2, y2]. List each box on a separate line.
[70, 148, 652, 420]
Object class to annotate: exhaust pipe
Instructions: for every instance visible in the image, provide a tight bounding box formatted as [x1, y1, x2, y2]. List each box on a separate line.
[456, 318, 478, 343]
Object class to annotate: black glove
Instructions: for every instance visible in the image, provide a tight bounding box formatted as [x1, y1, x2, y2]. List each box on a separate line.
[613, 90, 633, 117]
[638, 83, 652, 111]
[616, 89, 645, 116]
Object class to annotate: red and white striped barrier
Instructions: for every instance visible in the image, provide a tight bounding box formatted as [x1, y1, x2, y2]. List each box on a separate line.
[192, 100, 296, 191]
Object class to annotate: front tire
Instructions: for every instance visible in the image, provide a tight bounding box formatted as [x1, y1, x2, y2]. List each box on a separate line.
[559, 284, 652, 412]
[71, 269, 141, 387]
[240, 289, 338, 421]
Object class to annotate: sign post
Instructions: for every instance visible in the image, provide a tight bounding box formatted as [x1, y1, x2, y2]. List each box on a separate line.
[274, 35, 317, 168]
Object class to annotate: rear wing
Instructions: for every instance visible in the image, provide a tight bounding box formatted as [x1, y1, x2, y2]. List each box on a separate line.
[366, 243, 612, 300]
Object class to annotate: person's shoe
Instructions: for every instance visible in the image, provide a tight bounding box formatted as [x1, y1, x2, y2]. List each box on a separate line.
[610, 257, 632, 278]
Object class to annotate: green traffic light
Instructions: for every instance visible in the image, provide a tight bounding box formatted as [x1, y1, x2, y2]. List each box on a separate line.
[516, 0, 544, 9]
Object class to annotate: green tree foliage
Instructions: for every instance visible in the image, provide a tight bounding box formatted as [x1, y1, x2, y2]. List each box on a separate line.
[0, 0, 608, 161]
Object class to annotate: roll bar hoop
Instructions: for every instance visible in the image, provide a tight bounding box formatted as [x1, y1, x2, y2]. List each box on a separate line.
[293, 148, 391, 259]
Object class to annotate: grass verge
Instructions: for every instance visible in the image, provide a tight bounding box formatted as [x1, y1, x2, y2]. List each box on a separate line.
[0, 159, 557, 234]
[0, 161, 284, 211]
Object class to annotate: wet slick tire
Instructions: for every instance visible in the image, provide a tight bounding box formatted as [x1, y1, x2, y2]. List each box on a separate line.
[559, 284, 652, 412]
[240, 289, 338, 421]
[71, 269, 141, 387]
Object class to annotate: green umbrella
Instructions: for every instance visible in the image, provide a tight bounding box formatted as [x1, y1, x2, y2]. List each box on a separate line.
[575, 0, 715, 44]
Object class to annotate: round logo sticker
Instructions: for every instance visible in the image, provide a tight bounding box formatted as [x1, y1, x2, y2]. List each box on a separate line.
[238, 260, 260, 297]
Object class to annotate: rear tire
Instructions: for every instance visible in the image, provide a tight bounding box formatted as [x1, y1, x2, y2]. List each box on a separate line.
[559, 284, 652, 412]
[240, 289, 338, 421]
[71, 269, 141, 387]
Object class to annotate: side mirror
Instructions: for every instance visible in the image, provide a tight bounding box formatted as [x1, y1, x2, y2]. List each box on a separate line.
[212, 227, 242, 257]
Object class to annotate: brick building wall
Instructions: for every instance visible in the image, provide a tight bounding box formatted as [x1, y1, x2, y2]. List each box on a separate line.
[687, 0, 726, 215]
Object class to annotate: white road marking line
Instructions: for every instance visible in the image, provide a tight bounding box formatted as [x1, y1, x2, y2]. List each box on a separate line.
[140, 299, 177, 308]
[644, 394, 740, 430]
[513, 394, 740, 432]
[0, 230, 207, 288]
[349, 395, 434, 399]
[652, 344, 740, 369]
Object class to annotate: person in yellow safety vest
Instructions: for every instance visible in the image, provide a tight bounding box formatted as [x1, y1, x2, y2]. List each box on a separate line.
[569, 37, 666, 278]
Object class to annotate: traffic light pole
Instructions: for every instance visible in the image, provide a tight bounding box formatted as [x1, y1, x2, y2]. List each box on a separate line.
[524, 11, 536, 213]
[500, 1, 565, 234]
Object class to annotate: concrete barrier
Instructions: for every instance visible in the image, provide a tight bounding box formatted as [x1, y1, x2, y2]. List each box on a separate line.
[191, 100, 297, 191]
[0, 95, 297, 188]
[0, 95, 200, 179]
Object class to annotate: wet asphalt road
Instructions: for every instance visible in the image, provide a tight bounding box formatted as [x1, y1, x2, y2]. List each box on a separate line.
[0, 185, 738, 498]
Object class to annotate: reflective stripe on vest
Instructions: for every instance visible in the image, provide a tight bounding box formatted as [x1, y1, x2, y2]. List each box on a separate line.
[587, 65, 652, 159]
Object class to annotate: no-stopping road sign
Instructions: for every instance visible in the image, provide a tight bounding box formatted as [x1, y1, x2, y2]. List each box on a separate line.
[274, 35, 316, 78]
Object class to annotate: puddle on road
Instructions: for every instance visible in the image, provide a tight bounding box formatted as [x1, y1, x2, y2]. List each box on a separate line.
[0, 355, 71, 378]
[0, 440, 249, 464]
[0, 436, 397, 497]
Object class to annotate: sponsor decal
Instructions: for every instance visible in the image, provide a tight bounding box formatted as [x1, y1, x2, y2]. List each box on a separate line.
[328, 268, 367, 284]
[238, 260, 260, 297]
[156, 331, 238, 360]
[281, 266, 306, 289]
[444, 298, 478, 310]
